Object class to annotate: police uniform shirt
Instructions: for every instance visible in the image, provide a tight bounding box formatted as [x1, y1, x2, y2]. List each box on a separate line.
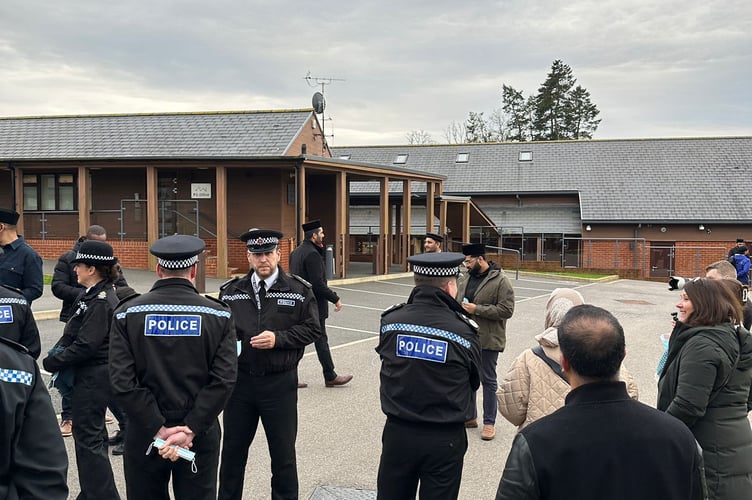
[109, 278, 238, 437]
[377, 285, 481, 424]
[0, 285, 41, 359]
[219, 269, 320, 376]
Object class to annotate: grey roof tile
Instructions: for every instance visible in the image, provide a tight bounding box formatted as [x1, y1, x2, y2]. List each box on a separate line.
[333, 138, 752, 222]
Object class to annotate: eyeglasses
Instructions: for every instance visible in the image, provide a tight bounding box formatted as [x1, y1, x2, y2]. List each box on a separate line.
[463, 257, 477, 266]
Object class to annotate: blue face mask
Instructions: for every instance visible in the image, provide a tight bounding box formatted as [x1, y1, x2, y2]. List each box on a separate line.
[147, 438, 197, 473]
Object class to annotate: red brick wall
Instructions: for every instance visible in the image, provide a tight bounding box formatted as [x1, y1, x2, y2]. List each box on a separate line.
[28, 239, 151, 269]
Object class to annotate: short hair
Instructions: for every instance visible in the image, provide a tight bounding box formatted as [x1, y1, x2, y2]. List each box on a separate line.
[706, 260, 737, 279]
[304, 227, 321, 240]
[558, 305, 625, 380]
[158, 265, 194, 278]
[86, 225, 107, 239]
[413, 274, 455, 289]
[683, 278, 743, 326]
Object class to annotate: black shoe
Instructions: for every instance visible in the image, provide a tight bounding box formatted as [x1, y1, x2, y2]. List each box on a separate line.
[108, 430, 124, 446]
[112, 442, 125, 456]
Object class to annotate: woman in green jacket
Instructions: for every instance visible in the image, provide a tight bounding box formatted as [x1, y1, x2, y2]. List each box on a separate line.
[658, 278, 752, 500]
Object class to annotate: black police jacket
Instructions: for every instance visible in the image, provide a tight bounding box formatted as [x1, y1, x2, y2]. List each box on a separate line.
[0, 336, 68, 499]
[43, 279, 119, 372]
[289, 239, 339, 320]
[109, 278, 238, 437]
[220, 268, 321, 375]
[377, 285, 481, 424]
[0, 284, 41, 359]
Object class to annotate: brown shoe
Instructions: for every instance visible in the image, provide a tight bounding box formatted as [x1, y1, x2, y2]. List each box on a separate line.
[464, 419, 478, 428]
[481, 424, 496, 441]
[60, 419, 73, 437]
[297, 382, 308, 389]
[325, 374, 353, 387]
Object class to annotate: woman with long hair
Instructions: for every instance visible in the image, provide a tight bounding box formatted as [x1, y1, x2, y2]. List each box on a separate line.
[43, 240, 121, 499]
[658, 278, 752, 499]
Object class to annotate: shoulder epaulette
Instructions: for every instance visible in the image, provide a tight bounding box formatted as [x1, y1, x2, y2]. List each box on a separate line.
[219, 277, 239, 291]
[0, 283, 23, 295]
[291, 274, 312, 288]
[455, 311, 479, 331]
[381, 302, 406, 317]
[204, 294, 230, 308]
[0, 335, 30, 354]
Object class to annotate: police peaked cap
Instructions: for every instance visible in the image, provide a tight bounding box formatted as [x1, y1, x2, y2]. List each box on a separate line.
[0, 208, 20, 225]
[301, 219, 322, 232]
[241, 229, 283, 253]
[72, 240, 117, 266]
[425, 232, 444, 243]
[408, 252, 464, 277]
[150, 235, 205, 269]
[462, 243, 486, 256]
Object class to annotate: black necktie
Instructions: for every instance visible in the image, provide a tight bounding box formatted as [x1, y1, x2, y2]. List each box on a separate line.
[258, 280, 266, 302]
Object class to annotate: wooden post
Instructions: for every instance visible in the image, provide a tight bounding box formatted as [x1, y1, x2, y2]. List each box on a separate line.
[215, 165, 228, 278]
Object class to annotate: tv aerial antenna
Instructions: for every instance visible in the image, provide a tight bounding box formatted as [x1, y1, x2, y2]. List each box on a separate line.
[304, 71, 345, 146]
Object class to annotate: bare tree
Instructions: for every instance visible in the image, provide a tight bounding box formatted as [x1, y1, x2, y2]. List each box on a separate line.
[405, 129, 434, 144]
[443, 121, 467, 144]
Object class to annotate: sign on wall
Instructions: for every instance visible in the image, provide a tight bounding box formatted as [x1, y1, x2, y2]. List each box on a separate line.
[191, 183, 212, 199]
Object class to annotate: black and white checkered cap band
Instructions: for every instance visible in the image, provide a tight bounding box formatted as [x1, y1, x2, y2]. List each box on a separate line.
[75, 252, 115, 262]
[412, 264, 459, 277]
[158, 255, 199, 269]
[248, 236, 279, 247]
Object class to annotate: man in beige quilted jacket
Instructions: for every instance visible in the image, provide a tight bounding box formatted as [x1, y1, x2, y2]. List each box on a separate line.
[456, 243, 515, 441]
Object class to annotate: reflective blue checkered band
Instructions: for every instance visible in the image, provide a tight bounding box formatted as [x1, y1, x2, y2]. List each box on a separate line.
[266, 292, 305, 302]
[158, 255, 199, 269]
[248, 236, 279, 247]
[116, 304, 231, 320]
[221, 293, 252, 302]
[0, 368, 33, 386]
[411, 264, 459, 277]
[0, 297, 27, 306]
[381, 323, 471, 349]
[75, 252, 115, 262]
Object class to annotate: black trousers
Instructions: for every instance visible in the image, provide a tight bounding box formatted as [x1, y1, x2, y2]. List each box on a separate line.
[377, 418, 467, 500]
[72, 364, 120, 500]
[218, 368, 298, 500]
[314, 319, 337, 381]
[123, 420, 221, 500]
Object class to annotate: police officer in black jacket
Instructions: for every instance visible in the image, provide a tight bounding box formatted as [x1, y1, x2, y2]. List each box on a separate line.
[289, 219, 352, 388]
[0, 336, 68, 499]
[42, 239, 122, 500]
[376, 252, 481, 500]
[0, 283, 41, 359]
[109, 235, 237, 500]
[218, 229, 321, 500]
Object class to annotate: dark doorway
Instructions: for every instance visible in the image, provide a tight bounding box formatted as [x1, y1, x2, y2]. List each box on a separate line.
[650, 244, 674, 278]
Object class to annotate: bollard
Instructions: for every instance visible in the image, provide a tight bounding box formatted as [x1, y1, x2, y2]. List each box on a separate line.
[325, 244, 334, 280]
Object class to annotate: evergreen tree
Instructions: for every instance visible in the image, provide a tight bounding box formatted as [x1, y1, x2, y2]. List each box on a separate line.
[565, 85, 601, 139]
[533, 59, 576, 140]
[502, 84, 531, 141]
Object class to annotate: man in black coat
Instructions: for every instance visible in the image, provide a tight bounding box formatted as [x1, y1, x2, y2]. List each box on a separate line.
[0, 208, 43, 303]
[0, 283, 41, 359]
[289, 220, 352, 388]
[496, 304, 707, 500]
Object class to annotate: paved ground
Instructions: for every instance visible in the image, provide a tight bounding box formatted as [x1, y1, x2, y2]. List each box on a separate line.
[33, 262, 677, 499]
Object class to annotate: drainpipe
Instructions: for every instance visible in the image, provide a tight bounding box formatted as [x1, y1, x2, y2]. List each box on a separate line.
[8, 162, 16, 209]
[294, 160, 303, 243]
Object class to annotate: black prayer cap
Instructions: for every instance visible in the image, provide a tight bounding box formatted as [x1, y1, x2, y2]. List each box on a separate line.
[462, 243, 486, 256]
[737, 238, 746, 243]
[302, 220, 322, 232]
[150, 235, 205, 269]
[241, 229, 283, 253]
[408, 252, 464, 277]
[425, 232, 444, 243]
[0, 208, 20, 225]
[72, 240, 117, 266]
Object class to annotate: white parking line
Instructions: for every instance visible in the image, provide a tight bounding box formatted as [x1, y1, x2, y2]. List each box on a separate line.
[341, 303, 391, 312]
[332, 286, 408, 298]
[327, 324, 379, 336]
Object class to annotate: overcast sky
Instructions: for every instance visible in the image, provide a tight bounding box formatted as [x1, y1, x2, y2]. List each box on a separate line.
[0, 0, 749, 146]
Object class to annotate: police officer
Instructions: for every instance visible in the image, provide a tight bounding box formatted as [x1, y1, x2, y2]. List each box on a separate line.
[0, 336, 68, 499]
[376, 252, 481, 500]
[0, 208, 43, 303]
[109, 235, 237, 500]
[218, 229, 321, 500]
[0, 284, 41, 359]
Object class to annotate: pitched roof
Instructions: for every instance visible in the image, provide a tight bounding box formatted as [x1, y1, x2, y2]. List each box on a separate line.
[0, 109, 315, 160]
[333, 137, 752, 223]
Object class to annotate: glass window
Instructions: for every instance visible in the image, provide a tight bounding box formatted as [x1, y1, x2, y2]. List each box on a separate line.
[59, 185, 74, 210]
[394, 154, 408, 164]
[22, 173, 76, 211]
[23, 186, 37, 210]
[456, 153, 469, 163]
[41, 175, 56, 211]
[519, 151, 533, 161]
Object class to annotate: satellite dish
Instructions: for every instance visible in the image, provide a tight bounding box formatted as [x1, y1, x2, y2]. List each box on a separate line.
[312, 92, 326, 114]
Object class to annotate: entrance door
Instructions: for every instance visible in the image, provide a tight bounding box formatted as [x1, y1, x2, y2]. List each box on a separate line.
[650, 244, 674, 278]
